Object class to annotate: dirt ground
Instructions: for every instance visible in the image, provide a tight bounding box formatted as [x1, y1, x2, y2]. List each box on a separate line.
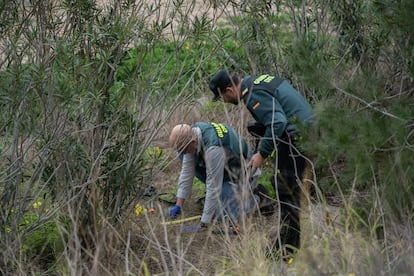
[125, 162, 341, 275]
[130, 197, 277, 275]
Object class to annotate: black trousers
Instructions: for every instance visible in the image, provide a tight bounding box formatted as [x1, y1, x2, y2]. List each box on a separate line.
[271, 133, 306, 255]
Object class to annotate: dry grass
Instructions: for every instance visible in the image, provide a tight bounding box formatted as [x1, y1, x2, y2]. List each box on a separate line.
[116, 197, 413, 275]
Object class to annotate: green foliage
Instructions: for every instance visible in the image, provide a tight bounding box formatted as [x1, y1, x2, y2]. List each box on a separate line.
[373, 0, 414, 74]
[159, 177, 206, 204]
[192, 178, 207, 201]
[102, 122, 148, 214]
[307, 86, 413, 217]
[226, 6, 294, 73]
[21, 217, 59, 260]
[330, 0, 369, 62]
[16, 208, 69, 270]
[114, 37, 231, 103]
[198, 100, 228, 120]
[144, 146, 164, 162]
[286, 36, 335, 98]
[257, 168, 276, 199]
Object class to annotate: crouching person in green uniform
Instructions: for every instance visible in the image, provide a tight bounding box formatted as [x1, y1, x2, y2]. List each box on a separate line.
[168, 122, 268, 230]
[208, 69, 314, 259]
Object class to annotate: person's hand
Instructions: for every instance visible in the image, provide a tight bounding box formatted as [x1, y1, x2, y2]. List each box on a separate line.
[169, 204, 181, 219]
[249, 152, 265, 172]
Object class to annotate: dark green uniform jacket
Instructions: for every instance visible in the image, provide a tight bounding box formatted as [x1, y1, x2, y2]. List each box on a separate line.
[192, 122, 251, 181]
[176, 122, 253, 223]
[241, 75, 314, 158]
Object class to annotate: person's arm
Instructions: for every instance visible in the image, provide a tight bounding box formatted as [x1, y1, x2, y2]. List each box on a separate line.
[201, 146, 225, 224]
[248, 90, 287, 158]
[175, 153, 196, 206]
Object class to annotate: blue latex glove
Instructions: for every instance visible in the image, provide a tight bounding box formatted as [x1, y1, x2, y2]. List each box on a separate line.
[169, 204, 181, 219]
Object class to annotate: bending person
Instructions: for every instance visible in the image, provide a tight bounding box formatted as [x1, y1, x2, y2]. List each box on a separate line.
[168, 122, 270, 230]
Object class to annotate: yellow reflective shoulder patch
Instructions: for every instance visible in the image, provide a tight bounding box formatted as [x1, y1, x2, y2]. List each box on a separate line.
[253, 102, 260, 110]
[211, 122, 228, 138]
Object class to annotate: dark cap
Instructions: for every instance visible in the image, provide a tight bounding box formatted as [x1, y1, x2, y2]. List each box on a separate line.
[208, 69, 233, 101]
